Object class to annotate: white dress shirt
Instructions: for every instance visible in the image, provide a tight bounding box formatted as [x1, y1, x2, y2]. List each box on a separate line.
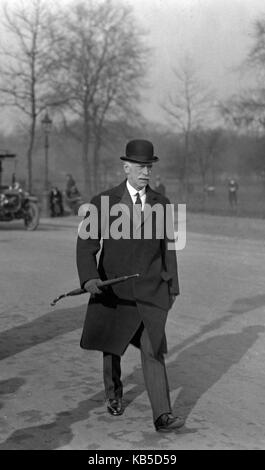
[126, 180, 146, 210]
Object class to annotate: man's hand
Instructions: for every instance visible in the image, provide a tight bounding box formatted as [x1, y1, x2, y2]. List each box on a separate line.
[84, 279, 103, 294]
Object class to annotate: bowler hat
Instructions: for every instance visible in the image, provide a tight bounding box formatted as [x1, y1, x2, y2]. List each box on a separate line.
[121, 139, 159, 163]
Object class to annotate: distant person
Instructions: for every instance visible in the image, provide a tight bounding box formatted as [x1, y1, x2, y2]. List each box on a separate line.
[228, 178, 239, 208]
[204, 184, 215, 198]
[11, 173, 16, 187]
[65, 174, 80, 200]
[49, 186, 64, 217]
[155, 175, 166, 196]
[10, 173, 21, 191]
[65, 174, 83, 215]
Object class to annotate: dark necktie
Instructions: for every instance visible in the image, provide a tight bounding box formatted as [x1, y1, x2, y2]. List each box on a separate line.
[135, 192, 142, 211]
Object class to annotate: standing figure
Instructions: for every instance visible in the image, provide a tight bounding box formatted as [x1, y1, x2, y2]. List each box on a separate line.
[49, 186, 64, 216]
[76, 139, 184, 433]
[65, 174, 80, 199]
[155, 175, 166, 196]
[65, 174, 82, 214]
[228, 178, 239, 208]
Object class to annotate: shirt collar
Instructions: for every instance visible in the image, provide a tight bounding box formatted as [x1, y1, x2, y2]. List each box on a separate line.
[126, 180, 146, 198]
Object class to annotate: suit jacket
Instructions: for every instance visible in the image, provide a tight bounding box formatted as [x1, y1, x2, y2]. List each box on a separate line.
[76, 180, 179, 356]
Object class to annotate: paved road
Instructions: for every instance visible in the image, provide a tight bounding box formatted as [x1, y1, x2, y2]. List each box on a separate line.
[0, 216, 265, 450]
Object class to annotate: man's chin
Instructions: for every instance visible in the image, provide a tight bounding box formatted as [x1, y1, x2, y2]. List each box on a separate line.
[139, 179, 149, 187]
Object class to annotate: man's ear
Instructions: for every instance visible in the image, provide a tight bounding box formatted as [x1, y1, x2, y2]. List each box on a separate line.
[123, 163, 130, 175]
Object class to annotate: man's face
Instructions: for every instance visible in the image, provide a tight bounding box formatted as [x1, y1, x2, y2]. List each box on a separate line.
[124, 162, 153, 190]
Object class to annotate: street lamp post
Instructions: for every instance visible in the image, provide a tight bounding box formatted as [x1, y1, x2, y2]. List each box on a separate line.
[41, 110, 52, 217]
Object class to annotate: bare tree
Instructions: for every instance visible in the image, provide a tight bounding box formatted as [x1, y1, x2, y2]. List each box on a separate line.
[90, 70, 145, 193]
[162, 57, 214, 196]
[0, 0, 55, 192]
[220, 16, 265, 136]
[48, 0, 148, 196]
[192, 127, 223, 191]
[246, 18, 265, 72]
[219, 94, 262, 134]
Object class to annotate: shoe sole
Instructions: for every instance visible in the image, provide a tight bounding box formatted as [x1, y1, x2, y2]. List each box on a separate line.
[155, 421, 185, 432]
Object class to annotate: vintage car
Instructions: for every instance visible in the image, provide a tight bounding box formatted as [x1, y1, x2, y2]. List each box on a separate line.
[0, 184, 39, 230]
[0, 152, 39, 230]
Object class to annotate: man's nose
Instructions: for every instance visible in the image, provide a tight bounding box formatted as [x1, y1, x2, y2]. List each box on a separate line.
[142, 166, 150, 175]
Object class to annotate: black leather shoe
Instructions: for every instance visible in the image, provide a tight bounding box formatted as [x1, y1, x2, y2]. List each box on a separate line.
[106, 398, 123, 416]
[155, 413, 185, 432]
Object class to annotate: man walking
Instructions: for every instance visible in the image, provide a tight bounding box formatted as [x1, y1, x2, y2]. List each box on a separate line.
[76, 139, 184, 432]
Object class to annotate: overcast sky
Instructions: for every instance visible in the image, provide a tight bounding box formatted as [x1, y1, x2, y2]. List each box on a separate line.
[1, 0, 265, 131]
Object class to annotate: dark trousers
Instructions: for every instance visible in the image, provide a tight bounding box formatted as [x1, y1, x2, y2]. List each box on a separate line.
[103, 327, 171, 422]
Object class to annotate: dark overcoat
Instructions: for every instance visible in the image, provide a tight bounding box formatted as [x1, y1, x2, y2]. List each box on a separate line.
[76, 180, 179, 356]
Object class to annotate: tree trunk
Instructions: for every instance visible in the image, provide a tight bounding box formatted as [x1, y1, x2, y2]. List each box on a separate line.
[82, 121, 91, 199]
[183, 132, 190, 199]
[211, 152, 216, 186]
[201, 169, 206, 210]
[93, 139, 101, 194]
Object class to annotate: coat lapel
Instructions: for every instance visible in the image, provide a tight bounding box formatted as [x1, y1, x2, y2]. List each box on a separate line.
[108, 180, 134, 231]
[138, 185, 159, 230]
